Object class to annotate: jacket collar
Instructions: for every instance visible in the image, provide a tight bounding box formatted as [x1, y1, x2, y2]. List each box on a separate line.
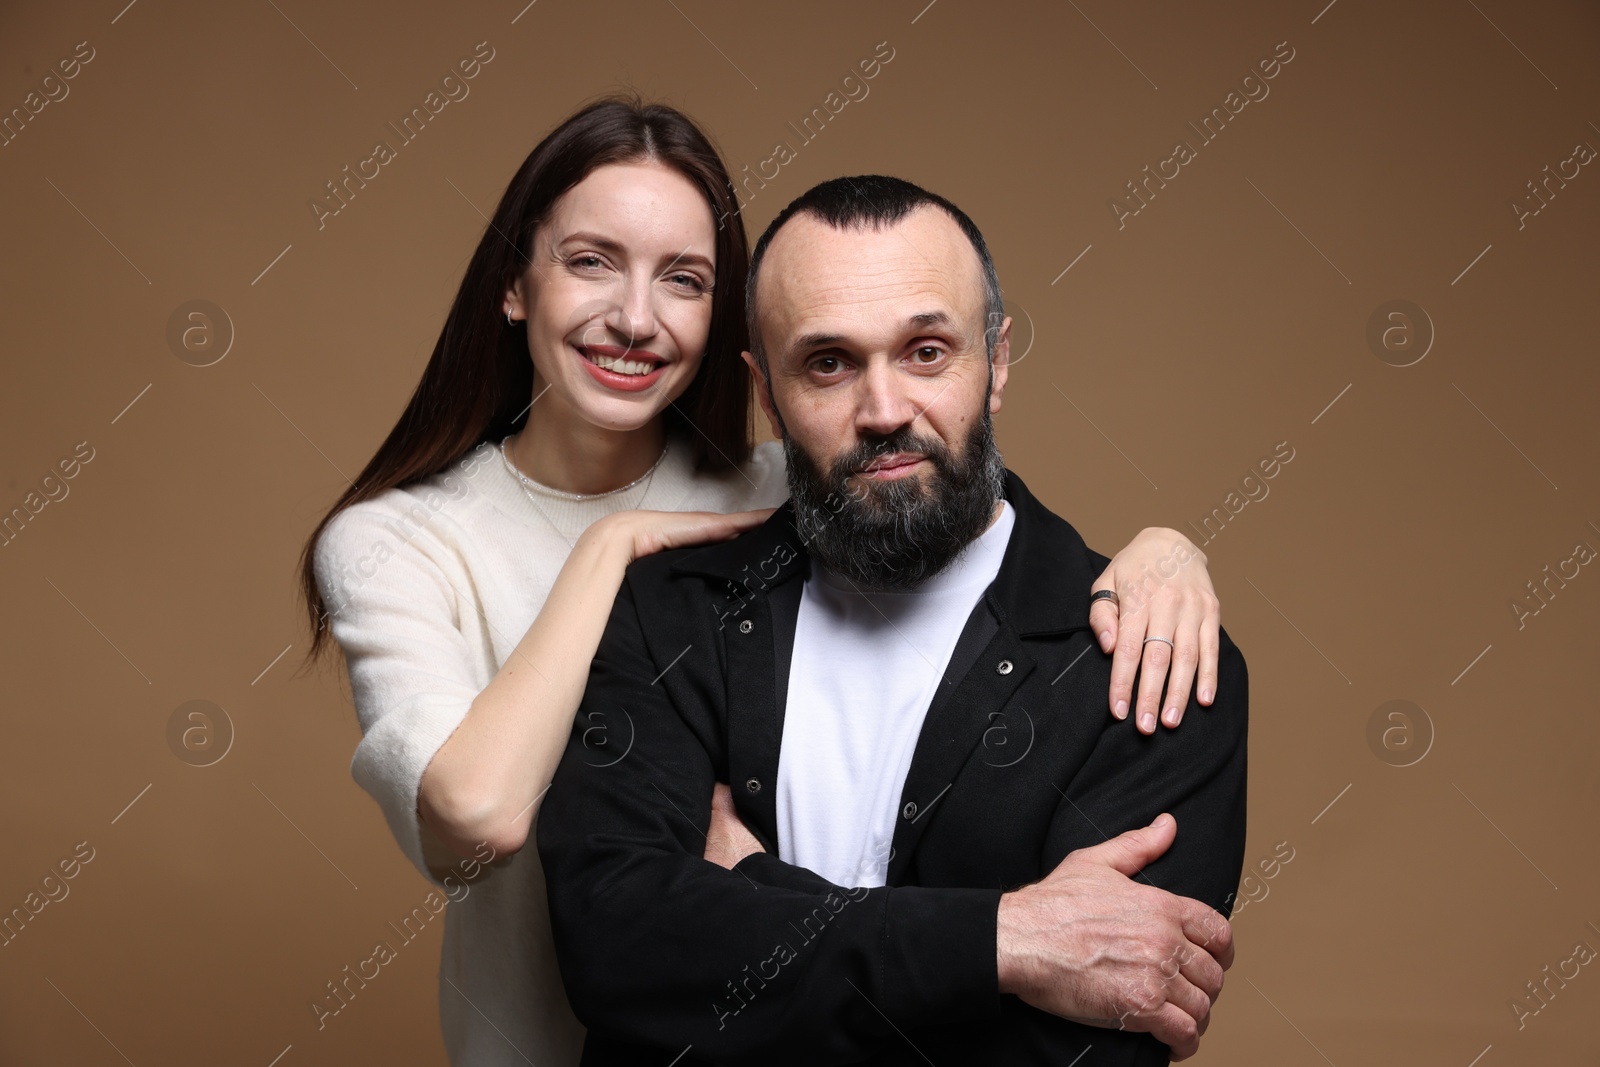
[670, 469, 1098, 638]
[984, 469, 1099, 637]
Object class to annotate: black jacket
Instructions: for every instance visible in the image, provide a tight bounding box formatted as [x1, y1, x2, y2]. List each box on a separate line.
[537, 469, 1248, 1066]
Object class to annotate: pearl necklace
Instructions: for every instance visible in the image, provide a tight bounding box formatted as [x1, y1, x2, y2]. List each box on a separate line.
[497, 434, 668, 503]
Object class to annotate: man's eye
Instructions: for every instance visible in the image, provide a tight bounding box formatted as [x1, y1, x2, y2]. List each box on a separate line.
[912, 346, 942, 362]
[813, 357, 842, 374]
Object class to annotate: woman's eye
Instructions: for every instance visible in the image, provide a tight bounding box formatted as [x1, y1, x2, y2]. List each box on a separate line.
[669, 273, 707, 293]
[570, 254, 605, 270]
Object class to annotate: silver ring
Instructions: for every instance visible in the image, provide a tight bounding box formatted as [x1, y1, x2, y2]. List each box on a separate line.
[1143, 636, 1175, 648]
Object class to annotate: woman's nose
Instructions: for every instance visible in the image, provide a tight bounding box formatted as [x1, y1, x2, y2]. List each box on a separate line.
[605, 274, 658, 346]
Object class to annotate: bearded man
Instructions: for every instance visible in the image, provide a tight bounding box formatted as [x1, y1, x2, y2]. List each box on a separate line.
[537, 175, 1249, 1066]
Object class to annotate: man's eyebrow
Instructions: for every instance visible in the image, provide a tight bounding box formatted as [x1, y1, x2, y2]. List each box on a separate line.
[787, 312, 959, 355]
[789, 330, 846, 354]
[907, 311, 956, 330]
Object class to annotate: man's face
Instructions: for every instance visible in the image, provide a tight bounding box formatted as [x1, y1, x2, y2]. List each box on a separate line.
[744, 205, 1013, 589]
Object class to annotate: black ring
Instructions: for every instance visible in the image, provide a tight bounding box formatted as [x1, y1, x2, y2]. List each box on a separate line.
[1089, 588, 1120, 608]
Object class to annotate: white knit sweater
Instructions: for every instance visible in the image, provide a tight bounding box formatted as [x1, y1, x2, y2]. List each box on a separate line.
[313, 432, 789, 1067]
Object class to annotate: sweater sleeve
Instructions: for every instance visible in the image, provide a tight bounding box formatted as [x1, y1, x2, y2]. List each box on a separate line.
[313, 502, 484, 887]
[747, 438, 793, 509]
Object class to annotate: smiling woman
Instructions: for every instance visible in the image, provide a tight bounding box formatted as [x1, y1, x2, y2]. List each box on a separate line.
[502, 169, 720, 425]
[299, 98, 779, 1067]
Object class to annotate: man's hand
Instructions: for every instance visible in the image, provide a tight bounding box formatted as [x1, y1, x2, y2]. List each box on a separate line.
[703, 782, 766, 869]
[996, 814, 1234, 1060]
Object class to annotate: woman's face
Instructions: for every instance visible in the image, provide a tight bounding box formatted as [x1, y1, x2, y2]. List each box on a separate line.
[505, 160, 717, 434]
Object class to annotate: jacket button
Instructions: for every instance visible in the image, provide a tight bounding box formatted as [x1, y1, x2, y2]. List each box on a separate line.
[739, 619, 754, 634]
[745, 777, 761, 793]
[996, 659, 1014, 675]
[902, 801, 918, 820]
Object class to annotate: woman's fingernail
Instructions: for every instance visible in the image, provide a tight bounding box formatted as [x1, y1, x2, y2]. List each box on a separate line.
[1099, 630, 1113, 648]
[1200, 686, 1213, 703]
[1115, 700, 1128, 719]
[1139, 712, 1156, 732]
[1163, 706, 1179, 726]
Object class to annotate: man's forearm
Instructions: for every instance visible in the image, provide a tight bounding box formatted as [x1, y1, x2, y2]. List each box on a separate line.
[543, 837, 1001, 1063]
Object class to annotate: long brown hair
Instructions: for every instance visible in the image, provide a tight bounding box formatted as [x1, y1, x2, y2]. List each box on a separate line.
[296, 95, 752, 664]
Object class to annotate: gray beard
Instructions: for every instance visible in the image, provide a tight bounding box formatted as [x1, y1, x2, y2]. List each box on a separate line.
[782, 410, 1005, 593]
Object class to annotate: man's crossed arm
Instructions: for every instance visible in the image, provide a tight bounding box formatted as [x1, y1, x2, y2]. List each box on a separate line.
[536, 577, 1246, 1063]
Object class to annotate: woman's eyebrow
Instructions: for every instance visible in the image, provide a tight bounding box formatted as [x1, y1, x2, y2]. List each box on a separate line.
[555, 230, 625, 254]
[662, 248, 714, 272]
[557, 232, 713, 272]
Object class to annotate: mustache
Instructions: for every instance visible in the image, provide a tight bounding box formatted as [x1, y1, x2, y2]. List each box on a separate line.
[827, 428, 951, 481]
[784, 411, 1005, 593]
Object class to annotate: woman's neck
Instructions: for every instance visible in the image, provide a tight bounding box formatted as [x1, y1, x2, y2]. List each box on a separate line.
[509, 396, 668, 496]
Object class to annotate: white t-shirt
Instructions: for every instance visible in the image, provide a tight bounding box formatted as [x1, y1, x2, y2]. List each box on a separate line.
[313, 434, 789, 1067]
[776, 500, 1016, 888]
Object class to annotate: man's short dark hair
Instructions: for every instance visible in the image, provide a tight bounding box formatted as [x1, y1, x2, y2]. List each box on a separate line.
[744, 175, 1005, 377]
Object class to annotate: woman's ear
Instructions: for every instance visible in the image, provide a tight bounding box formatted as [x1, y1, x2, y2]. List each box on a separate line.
[504, 275, 527, 322]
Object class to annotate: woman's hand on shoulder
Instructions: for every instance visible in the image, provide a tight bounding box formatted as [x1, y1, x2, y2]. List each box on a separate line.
[1089, 527, 1220, 734]
[587, 508, 775, 565]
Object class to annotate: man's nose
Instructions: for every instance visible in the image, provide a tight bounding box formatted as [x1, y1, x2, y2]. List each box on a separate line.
[853, 360, 919, 437]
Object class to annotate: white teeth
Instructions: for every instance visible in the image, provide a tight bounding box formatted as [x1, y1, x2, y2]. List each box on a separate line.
[586, 351, 656, 376]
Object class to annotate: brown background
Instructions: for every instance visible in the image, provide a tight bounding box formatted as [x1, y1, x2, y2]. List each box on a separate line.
[2, 0, 1597, 1063]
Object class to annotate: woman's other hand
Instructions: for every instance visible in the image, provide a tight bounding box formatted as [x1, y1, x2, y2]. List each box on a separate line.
[1090, 528, 1220, 734]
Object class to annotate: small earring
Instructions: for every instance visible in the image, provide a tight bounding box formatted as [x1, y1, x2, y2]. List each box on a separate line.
[505, 310, 515, 326]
